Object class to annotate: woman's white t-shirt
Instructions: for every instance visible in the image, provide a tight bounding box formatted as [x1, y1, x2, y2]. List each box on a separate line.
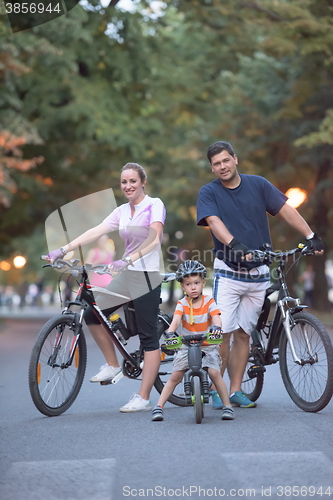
[103, 195, 166, 272]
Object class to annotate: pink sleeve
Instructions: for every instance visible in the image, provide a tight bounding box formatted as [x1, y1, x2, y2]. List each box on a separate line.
[103, 206, 121, 231]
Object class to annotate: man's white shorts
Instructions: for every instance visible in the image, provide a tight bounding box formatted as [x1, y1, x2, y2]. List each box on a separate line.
[213, 275, 269, 335]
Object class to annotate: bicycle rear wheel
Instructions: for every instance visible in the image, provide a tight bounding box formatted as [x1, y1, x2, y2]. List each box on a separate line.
[279, 312, 333, 412]
[29, 314, 87, 416]
[192, 376, 203, 424]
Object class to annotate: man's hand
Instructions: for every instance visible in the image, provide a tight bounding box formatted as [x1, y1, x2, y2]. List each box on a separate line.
[228, 238, 252, 262]
[307, 233, 324, 255]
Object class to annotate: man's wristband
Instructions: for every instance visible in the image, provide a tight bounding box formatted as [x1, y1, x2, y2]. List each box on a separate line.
[306, 232, 315, 240]
[60, 247, 67, 256]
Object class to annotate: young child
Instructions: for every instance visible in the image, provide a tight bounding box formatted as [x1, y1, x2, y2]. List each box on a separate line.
[152, 260, 235, 421]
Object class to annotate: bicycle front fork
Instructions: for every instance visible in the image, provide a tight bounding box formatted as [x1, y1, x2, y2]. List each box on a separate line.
[278, 298, 315, 365]
[183, 370, 210, 405]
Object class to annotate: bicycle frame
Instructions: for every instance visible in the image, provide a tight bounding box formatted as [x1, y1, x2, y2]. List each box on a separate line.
[182, 335, 211, 405]
[46, 260, 175, 382]
[253, 248, 310, 367]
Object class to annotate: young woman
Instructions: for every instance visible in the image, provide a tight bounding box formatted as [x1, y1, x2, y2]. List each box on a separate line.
[47, 163, 166, 412]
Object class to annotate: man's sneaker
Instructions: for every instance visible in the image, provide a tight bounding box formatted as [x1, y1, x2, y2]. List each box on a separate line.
[89, 363, 122, 383]
[210, 390, 223, 410]
[229, 391, 257, 408]
[120, 394, 152, 413]
[221, 406, 235, 420]
[151, 405, 164, 421]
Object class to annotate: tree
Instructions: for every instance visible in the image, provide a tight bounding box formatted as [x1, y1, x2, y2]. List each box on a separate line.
[162, 0, 333, 309]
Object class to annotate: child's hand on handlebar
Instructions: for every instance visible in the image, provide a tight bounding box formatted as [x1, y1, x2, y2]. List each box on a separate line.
[209, 326, 223, 336]
[164, 331, 177, 339]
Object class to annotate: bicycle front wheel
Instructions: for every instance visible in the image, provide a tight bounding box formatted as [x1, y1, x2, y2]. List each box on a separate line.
[279, 312, 333, 413]
[29, 314, 87, 416]
[192, 376, 203, 424]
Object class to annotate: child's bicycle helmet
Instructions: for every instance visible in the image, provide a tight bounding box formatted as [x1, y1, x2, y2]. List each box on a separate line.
[175, 260, 207, 282]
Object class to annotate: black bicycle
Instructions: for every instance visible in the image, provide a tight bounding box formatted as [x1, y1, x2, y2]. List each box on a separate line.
[162, 331, 224, 423]
[241, 245, 333, 413]
[28, 258, 181, 416]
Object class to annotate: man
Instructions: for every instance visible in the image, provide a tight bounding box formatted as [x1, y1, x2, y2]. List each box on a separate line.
[196, 141, 324, 408]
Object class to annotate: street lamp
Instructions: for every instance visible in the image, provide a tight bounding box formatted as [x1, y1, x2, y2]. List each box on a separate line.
[285, 188, 307, 209]
[0, 261, 11, 271]
[13, 256, 26, 269]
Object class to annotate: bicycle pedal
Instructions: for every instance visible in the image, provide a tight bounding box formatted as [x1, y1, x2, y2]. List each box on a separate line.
[100, 380, 112, 385]
[99, 371, 124, 385]
[247, 364, 266, 379]
[111, 371, 124, 384]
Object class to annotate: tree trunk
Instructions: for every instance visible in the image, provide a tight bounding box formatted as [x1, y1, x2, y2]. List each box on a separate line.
[311, 158, 332, 311]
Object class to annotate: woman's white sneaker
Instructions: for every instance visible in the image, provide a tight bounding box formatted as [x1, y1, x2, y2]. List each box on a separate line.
[89, 363, 122, 383]
[120, 393, 152, 412]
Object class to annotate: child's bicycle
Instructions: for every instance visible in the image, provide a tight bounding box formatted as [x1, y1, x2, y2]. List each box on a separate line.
[28, 257, 179, 416]
[162, 330, 224, 423]
[241, 244, 333, 413]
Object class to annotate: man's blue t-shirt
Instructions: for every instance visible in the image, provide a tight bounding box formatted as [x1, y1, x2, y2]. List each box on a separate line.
[196, 174, 287, 270]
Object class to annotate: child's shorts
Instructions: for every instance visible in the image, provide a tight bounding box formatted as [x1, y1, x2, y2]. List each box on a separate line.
[172, 347, 222, 373]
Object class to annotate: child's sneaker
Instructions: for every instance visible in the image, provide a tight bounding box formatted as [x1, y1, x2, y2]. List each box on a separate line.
[221, 406, 235, 420]
[210, 390, 223, 409]
[229, 391, 257, 408]
[151, 405, 164, 421]
[120, 394, 152, 412]
[90, 363, 122, 383]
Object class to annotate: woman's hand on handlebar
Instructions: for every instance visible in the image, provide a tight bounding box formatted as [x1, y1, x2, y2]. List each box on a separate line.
[44, 249, 63, 262]
[109, 259, 129, 272]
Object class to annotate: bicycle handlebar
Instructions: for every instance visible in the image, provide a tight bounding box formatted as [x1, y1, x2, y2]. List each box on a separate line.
[40, 256, 177, 282]
[40, 256, 114, 276]
[163, 331, 224, 350]
[251, 244, 314, 262]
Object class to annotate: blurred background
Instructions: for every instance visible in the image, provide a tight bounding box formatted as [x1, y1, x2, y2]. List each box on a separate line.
[0, 0, 332, 315]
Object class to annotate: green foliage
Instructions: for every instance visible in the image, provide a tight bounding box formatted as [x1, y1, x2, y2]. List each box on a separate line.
[0, 0, 332, 308]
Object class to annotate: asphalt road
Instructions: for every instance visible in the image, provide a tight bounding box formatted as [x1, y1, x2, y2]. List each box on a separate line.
[0, 316, 333, 500]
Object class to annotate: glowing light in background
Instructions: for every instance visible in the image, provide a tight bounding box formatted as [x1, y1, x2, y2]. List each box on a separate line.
[285, 188, 307, 208]
[106, 238, 115, 253]
[13, 256, 27, 268]
[0, 261, 11, 271]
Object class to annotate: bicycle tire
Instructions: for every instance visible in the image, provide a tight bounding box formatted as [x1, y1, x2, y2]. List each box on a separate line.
[28, 313, 87, 417]
[279, 312, 333, 413]
[154, 313, 188, 407]
[241, 355, 264, 402]
[192, 376, 203, 424]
